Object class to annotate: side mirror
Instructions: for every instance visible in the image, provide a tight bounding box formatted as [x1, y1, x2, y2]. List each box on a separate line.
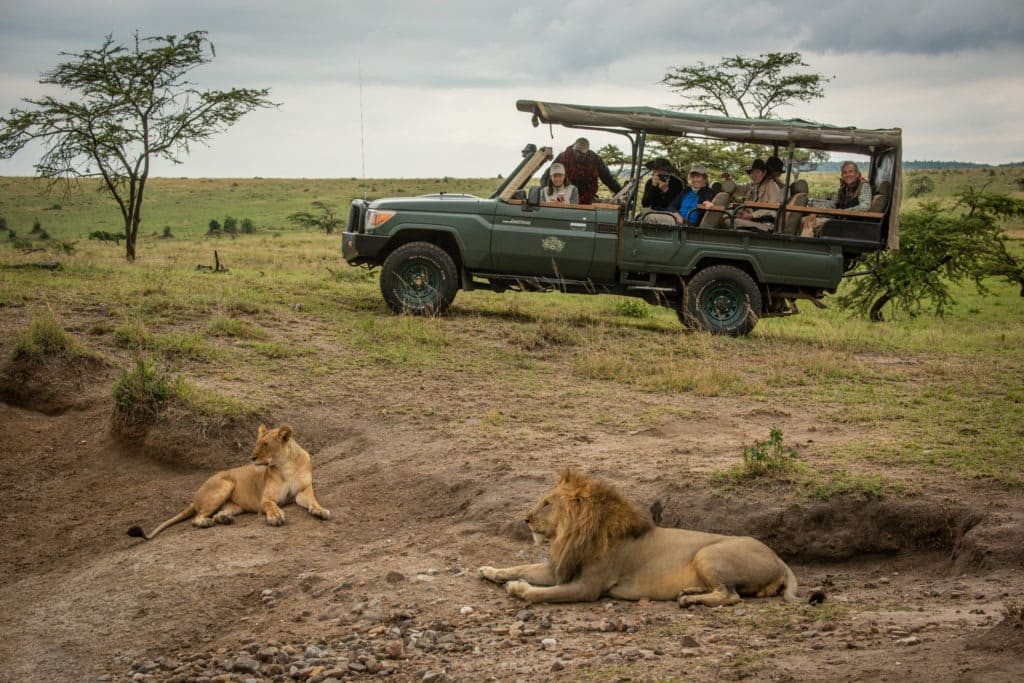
[524, 186, 541, 210]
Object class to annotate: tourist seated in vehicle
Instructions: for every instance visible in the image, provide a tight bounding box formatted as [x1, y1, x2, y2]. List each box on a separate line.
[641, 158, 684, 211]
[766, 156, 786, 188]
[800, 160, 872, 236]
[733, 159, 782, 231]
[675, 164, 717, 225]
[540, 162, 579, 204]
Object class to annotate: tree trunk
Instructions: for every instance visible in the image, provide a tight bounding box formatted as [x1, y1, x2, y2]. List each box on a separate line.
[869, 292, 892, 322]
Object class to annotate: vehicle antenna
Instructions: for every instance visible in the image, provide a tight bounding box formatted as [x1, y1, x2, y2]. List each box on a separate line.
[358, 59, 367, 186]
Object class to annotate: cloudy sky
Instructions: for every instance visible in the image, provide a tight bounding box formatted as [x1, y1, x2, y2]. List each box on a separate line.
[1, 0, 1022, 178]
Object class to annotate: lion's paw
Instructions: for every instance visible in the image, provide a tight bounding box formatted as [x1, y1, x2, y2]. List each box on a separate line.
[193, 517, 215, 529]
[478, 566, 498, 582]
[266, 512, 286, 527]
[312, 507, 331, 520]
[214, 513, 235, 525]
[505, 580, 531, 598]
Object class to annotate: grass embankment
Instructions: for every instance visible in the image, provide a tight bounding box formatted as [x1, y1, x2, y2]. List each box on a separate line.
[1, 173, 1022, 492]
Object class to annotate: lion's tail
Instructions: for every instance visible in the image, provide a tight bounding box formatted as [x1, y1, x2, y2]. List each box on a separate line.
[782, 563, 799, 603]
[127, 504, 196, 541]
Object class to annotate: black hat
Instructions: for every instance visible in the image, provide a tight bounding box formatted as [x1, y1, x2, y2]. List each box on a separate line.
[644, 157, 677, 174]
[746, 158, 767, 174]
[766, 156, 785, 174]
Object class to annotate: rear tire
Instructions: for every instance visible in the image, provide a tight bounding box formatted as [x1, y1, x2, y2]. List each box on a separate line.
[680, 265, 762, 336]
[380, 242, 459, 315]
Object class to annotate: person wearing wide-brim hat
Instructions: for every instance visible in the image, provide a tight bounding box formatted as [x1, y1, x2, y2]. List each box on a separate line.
[733, 158, 782, 231]
[765, 156, 786, 187]
[641, 157, 684, 211]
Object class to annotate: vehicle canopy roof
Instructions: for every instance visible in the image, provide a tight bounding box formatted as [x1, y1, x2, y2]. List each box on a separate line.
[517, 99, 902, 249]
[516, 100, 901, 155]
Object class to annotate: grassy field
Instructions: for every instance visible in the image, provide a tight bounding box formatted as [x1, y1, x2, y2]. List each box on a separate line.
[1, 171, 1022, 490]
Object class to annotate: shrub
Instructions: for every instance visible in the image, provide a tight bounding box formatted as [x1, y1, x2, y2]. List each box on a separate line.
[112, 356, 178, 424]
[618, 298, 652, 319]
[11, 312, 80, 360]
[241, 218, 255, 234]
[207, 219, 221, 235]
[30, 218, 42, 234]
[223, 215, 238, 234]
[742, 425, 798, 477]
[161, 225, 174, 238]
[0, 216, 7, 232]
[908, 175, 935, 197]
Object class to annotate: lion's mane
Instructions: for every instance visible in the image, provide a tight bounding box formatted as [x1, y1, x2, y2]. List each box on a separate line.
[548, 468, 653, 583]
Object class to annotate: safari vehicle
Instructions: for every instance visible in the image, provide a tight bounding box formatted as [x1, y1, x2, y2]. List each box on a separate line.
[341, 100, 902, 335]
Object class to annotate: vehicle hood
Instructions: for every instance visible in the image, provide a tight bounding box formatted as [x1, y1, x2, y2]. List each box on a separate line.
[369, 195, 495, 214]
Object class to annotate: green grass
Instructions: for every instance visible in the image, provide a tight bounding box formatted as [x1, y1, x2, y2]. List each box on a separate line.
[2, 173, 1022, 489]
[10, 310, 89, 361]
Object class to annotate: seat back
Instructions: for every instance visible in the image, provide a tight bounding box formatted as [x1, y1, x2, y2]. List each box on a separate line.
[870, 180, 892, 213]
[699, 192, 732, 229]
[781, 192, 808, 235]
[790, 178, 809, 196]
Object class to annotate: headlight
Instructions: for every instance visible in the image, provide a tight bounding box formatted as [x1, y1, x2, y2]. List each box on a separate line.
[366, 209, 396, 231]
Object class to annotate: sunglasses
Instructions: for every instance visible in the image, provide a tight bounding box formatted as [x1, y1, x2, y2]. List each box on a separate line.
[655, 174, 669, 181]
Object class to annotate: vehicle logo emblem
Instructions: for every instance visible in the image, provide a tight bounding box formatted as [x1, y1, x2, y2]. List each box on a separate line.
[542, 236, 566, 253]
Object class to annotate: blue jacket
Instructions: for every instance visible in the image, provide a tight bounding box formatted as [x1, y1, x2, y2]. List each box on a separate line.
[677, 186, 716, 225]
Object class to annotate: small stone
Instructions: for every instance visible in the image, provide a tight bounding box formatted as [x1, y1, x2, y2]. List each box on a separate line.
[385, 639, 405, 659]
[460, 606, 474, 616]
[231, 657, 259, 674]
[896, 636, 922, 646]
[541, 637, 557, 650]
[679, 635, 700, 648]
[385, 571, 405, 584]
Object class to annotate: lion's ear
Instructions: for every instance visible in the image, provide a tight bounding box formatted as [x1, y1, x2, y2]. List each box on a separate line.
[258, 424, 268, 436]
[278, 425, 293, 442]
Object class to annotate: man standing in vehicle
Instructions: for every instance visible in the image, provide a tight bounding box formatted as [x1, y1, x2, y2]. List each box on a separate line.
[549, 137, 622, 204]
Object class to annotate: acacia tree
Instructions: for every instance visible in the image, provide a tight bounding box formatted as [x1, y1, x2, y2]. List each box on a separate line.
[287, 201, 344, 234]
[0, 31, 275, 260]
[836, 187, 1024, 321]
[661, 52, 830, 119]
[653, 52, 832, 174]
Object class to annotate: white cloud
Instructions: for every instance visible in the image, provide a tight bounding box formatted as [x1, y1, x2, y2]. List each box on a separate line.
[1, 0, 1023, 178]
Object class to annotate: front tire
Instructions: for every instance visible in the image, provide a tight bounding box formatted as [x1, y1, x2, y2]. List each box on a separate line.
[380, 242, 459, 315]
[680, 265, 762, 336]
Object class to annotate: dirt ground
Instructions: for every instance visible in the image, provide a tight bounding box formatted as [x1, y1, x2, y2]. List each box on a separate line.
[1, 348, 1023, 683]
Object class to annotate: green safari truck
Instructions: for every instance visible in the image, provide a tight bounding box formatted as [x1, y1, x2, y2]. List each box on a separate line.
[342, 100, 902, 335]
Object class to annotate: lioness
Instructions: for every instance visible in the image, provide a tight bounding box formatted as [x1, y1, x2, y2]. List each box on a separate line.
[127, 424, 330, 540]
[479, 468, 798, 607]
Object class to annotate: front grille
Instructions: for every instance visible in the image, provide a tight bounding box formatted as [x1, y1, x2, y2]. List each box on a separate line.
[348, 199, 368, 234]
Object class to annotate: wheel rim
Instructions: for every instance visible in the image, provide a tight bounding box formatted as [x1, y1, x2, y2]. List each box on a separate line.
[395, 260, 441, 308]
[700, 282, 746, 325]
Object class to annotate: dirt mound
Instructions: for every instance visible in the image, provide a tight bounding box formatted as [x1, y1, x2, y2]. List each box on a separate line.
[109, 406, 269, 471]
[0, 353, 111, 415]
[967, 619, 1024, 654]
[687, 494, 987, 563]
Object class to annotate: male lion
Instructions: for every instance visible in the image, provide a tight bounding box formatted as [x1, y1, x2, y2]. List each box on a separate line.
[479, 468, 798, 607]
[127, 424, 330, 540]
